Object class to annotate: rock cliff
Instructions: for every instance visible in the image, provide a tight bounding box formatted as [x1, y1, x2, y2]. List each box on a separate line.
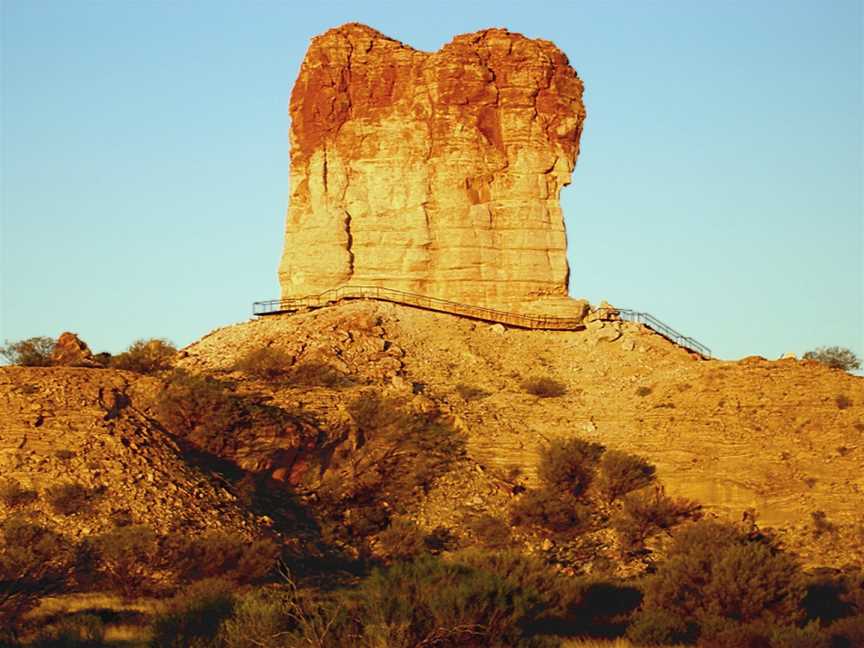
[279, 23, 588, 316]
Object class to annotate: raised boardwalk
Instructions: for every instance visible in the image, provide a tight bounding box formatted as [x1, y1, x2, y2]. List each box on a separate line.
[253, 286, 711, 358]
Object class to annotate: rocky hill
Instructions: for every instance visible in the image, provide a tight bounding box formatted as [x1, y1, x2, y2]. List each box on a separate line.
[0, 367, 266, 540]
[179, 299, 864, 570]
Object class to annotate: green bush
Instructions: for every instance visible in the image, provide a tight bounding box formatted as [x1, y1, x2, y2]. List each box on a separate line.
[111, 338, 176, 374]
[510, 488, 592, 537]
[150, 579, 236, 648]
[521, 376, 568, 398]
[0, 336, 55, 366]
[597, 450, 656, 501]
[171, 531, 280, 585]
[90, 524, 158, 597]
[351, 555, 547, 647]
[642, 520, 805, 634]
[611, 486, 700, 553]
[216, 588, 295, 648]
[377, 519, 429, 561]
[0, 478, 37, 508]
[627, 607, 693, 645]
[0, 518, 75, 630]
[537, 437, 604, 496]
[44, 483, 92, 516]
[803, 346, 861, 371]
[232, 347, 292, 381]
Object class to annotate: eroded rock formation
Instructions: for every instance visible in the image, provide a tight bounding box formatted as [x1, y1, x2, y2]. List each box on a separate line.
[279, 23, 588, 316]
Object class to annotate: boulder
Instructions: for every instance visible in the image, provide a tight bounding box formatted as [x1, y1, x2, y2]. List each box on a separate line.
[51, 332, 100, 367]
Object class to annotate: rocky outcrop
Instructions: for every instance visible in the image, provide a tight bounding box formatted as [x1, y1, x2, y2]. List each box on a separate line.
[51, 332, 100, 367]
[279, 23, 588, 317]
[0, 367, 265, 539]
[183, 300, 864, 569]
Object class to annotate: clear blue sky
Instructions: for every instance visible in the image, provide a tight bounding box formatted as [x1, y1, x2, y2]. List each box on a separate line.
[2, 1, 861, 361]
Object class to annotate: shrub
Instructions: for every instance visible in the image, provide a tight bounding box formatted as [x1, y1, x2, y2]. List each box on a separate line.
[377, 518, 429, 561]
[0, 337, 55, 367]
[827, 614, 864, 648]
[233, 347, 292, 381]
[636, 386, 653, 397]
[0, 517, 75, 630]
[836, 394, 853, 410]
[110, 338, 176, 374]
[537, 437, 605, 496]
[90, 524, 158, 597]
[627, 607, 693, 645]
[0, 478, 37, 508]
[171, 531, 280, 585]
[464, 514, 513, 549]
[803, 346, 861, 371]
[643, 520, 805, 632]
[455, 383, 491, 401]
[150, 578, 235, 648]
[351, 555, 546, 647]
[611, 486, 700, 553]
[55, 449, 76, 461]
[521, 376, 568, 398]
[216, 588, 294, 648]
[510, 487, 592, 537]
[597, 450, 656, 501]
[45, 483, 92, 516]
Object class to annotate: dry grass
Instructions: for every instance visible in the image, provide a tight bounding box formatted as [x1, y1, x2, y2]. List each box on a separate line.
[561, 638, 684, 648]
[25, 592, 158, 645]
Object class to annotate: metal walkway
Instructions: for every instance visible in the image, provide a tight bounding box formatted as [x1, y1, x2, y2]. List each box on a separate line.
[252, 286, 711, 358]
[253, 285, 585, 331]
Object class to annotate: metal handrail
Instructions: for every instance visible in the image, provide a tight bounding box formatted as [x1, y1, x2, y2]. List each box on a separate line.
[595, 307, 711, 358]
[253, 285, 585, 331]
[252, 288, 711, 357]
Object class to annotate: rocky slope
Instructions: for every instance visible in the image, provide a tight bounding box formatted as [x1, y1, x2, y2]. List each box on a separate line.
[0, 367, 265, 540]
[182, 300, 864, 569]
[279, 23, 588, 317]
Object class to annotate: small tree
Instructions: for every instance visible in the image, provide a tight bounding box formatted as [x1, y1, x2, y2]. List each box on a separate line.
[111, 338, 177, 374]
[803, 346, 861, 371]
[0, 337, 55, 366]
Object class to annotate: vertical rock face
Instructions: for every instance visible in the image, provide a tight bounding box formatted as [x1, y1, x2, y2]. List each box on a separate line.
[279, 23, 587, 315]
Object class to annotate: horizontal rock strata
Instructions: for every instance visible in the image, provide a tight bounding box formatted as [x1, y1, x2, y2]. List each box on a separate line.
[279, 23, 588, 317]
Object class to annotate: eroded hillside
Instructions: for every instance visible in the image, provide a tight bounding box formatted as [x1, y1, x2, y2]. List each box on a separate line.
[181, 300, 864, 569]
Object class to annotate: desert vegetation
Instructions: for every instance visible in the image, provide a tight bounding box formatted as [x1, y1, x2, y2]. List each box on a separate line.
[2, 329, 864, 647]
[110, 339, 177, 374]
[803, 346, 861, 371]
[0, 337, 55, 367]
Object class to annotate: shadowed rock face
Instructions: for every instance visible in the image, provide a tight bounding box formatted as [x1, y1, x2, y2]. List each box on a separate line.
[279, 23, 588, 316]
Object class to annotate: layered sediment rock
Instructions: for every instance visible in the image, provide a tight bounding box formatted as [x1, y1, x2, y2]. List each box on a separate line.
[279, 23, 588, 317]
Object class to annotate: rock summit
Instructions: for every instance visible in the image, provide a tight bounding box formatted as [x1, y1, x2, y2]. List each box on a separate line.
[279, 24, 588, 317]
